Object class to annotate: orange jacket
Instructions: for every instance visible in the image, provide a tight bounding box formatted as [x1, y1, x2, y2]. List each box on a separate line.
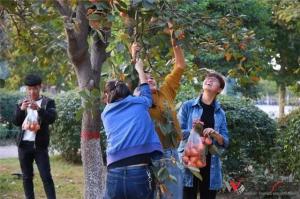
[150, 66, 184, 149]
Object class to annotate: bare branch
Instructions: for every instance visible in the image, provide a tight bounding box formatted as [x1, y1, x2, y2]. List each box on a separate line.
[53, 0, 72, 17]
[53, 0, 90, 66]
[76, 2, 89, 39]
[91, 32, 109, 73]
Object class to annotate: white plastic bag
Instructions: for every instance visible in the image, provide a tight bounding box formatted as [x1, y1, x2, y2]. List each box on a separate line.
[22, 108, 40, 132]
[182, 123, 206, 168]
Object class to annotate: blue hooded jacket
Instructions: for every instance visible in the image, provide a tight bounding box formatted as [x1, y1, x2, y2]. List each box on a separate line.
[101, 83, 163, 165]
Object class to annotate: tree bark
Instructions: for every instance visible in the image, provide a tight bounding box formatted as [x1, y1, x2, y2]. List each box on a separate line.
[54, 1, 107, 198]
[278, 82, 286, 119]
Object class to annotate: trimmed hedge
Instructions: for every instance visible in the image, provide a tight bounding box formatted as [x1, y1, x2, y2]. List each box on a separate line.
[276, 108, 300, 179]
[50, 90, 106, 163]
[0, 89, 24, 124]
[50, 91, 82, 163]
[0, 89, 24, 140]
[219, 95, 277, 177]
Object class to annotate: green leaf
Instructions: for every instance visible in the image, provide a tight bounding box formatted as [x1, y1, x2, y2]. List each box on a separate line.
[0, 79, 5, 88]
[75, 107, 83, 121]
[79, 89, 90, 100]
[88, 13, 103, 21]
[157, 167, 169, 181]
[190, 169, 202, 181]
[168, 174, 177, 184]
[208, 144, 221, 155]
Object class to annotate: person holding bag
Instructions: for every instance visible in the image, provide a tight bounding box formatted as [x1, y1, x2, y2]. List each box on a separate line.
[177, 72, 230, 199]
[13, 74, 56, 199]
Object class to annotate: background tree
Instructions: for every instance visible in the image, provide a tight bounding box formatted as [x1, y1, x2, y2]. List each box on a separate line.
[267, 0, 300, 118]
[0, 0, 76, 90]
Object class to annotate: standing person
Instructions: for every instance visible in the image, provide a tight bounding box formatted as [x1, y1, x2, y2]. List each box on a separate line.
[131, 25, 186, 199]
[177, 72, 230, 199]
[102, 59, 163, 199]
[13, 74, 56, 199]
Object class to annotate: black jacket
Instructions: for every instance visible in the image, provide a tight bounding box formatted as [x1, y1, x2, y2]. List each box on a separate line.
[13, 96, 56, 148]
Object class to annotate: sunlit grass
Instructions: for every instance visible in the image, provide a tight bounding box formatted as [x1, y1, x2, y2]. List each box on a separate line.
[0, 156, 83, 199]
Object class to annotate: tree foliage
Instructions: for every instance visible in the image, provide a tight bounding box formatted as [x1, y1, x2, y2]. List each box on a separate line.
[1, 0, 277, 95]
[0, 1, 76, 90]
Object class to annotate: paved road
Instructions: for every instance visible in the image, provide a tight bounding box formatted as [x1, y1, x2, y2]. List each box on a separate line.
[0, 145, 18, 159]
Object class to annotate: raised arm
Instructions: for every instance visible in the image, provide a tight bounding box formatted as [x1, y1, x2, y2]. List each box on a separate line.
[134, 58, 152, 108]
[169, 21, 186, 70]
[135, 58, 147, 84]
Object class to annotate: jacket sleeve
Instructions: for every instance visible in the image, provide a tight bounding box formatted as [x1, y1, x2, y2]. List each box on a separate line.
[38, 99, 56, 125]
[12, 104, 26, 126]
[177, 102, 191, 140]
[137, 83, 153, 108]
[218, 112, 229, 148]
[160, 67, 184, 101]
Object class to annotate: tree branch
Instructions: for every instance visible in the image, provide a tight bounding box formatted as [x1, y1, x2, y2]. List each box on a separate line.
[53, 0, 72, 17]
[91, 32, 108, 73]
[54, 0, 89, 66]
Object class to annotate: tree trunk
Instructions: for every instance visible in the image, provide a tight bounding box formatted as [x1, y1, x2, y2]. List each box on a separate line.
[76, 62, 106, 199]
[54, 1, 108, 198]
[278, 82, 286, 119]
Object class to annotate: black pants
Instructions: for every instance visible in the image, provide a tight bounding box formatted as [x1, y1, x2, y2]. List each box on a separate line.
[183, 181, 217, 199]
[18, 141, 56, 199]
[183, 153, 217, 199]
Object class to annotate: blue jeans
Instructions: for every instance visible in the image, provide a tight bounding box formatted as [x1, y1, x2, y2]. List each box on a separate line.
[104, 165, 154, 199]
[152, 148, 183, 199]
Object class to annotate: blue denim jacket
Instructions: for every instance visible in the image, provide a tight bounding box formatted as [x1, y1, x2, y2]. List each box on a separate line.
[177, 96, 229, 190]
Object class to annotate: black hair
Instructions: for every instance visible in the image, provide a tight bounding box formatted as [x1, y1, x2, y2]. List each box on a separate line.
[104, 80, 131, 103]
[205, 72, 225, 90]
[24, 74, 42, 86]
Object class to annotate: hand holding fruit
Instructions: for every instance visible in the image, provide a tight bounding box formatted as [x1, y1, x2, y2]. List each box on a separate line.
[22, 121, 40, 132]
[203, 128, 215, 137]
[203, 128, 224, 146]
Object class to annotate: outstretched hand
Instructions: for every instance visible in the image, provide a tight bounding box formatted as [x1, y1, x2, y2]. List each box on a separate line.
[135, 58, 147, 84]
[131, 42, 141, 62]
[167, 21, 177, 46]
[134, 58, 144, 72]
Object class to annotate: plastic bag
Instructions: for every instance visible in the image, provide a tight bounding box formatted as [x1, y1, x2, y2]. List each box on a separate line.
[22, 108, 40, 132]
[182, 123, 206, 168]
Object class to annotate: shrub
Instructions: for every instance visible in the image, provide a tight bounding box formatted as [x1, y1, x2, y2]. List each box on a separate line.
[50, 90, 106, 163]
[50, 91, 81, 163]
[0, 89, 24, 141]
[0, 89, 24, 125]
[219, 95, 277, 177]
[276, 108, 300, 180]
[0, 123, 18, 141]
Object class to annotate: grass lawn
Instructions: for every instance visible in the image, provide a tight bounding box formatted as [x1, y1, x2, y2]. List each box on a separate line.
[0, 156, 84, 199]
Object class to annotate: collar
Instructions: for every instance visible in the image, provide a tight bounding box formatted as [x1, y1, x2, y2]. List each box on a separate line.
[192, 94, 221, 111]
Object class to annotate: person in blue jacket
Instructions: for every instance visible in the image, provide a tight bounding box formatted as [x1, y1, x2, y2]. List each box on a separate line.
[177, 72, 230, 199]
[101, 59, 163, 199]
